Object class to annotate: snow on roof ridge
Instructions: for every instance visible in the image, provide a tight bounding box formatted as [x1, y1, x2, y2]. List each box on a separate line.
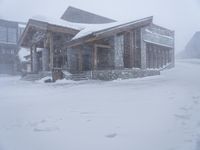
[30, 15, 85, 30]
[72, 16, 153, 40]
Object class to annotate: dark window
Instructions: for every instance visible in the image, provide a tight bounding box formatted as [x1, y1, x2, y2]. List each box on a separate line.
[18, 27, 24, 38]
[0, 26, 7, 42]
[7, 28, 17, 43]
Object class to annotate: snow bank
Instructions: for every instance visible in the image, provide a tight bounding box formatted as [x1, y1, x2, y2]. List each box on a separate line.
[18, 48, 29, 62]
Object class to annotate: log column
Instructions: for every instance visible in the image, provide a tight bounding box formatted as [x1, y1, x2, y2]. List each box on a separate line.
[93, 45, 97, 70]
[32, 44, 38, 73]
[156, 49, 159, 68]
[150, 46, 154, 69]
[140, 28, 147, 69]
[129, 31, 134, 68]
[30, 46, 33, 72]
[49, 32, 54, 70]
[114, 35, 124, 69]
[167, 50, 169, 63]
[146, 46, 150, 68]
[157, 49, 161, 68]
[153, 49, 157, 69]
[78, 48, 82, 72]
[164, 50, 167, 66]
[42, 39, 50, 71]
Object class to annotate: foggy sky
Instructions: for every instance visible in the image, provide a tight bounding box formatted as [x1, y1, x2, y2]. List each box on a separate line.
[0, 0, 200, 53]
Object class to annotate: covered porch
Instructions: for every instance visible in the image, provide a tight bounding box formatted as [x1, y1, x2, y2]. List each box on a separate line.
[19, 19, 80, 80]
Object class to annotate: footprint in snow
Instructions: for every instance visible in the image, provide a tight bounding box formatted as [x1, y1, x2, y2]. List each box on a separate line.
[174, 114, 191, 120]
[33, 126, 59, 132]
[193, 96, 200, 100]
[80, 112, 94, 115]
[194, 100, 199, 105]
[180, 107, 190, 112]
[28, 119, 47, 127]
[105, 133, 117, 138]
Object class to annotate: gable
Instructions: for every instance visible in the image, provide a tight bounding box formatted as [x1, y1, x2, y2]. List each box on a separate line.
[61, 6, 116, 24]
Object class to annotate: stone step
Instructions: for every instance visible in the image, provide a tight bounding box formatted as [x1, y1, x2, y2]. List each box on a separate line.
[71, 73, 90, 81]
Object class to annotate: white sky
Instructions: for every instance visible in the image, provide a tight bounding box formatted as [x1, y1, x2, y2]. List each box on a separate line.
[0, 0, 200, 53]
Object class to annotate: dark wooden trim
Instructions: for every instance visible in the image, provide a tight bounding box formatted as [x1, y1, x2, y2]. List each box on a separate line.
[95, 44, 111, 49]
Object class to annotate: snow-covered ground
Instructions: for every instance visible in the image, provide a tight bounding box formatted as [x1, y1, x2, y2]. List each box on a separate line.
[0, 59, 200, 150]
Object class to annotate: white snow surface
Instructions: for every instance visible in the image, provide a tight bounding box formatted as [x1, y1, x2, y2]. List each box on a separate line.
[18, 48, 29, 62]
[0, 59, 200, 150]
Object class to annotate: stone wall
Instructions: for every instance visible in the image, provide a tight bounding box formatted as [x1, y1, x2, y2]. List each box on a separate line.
[79, 69, 160, 81]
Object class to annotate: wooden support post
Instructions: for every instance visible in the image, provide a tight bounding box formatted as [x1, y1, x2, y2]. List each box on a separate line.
[164, 50, 166, 66]
[167, 50, 169, 63]
[157, 49, 159, 68]
[149, 46, 152, 69]
[140, 28, 147, 69]
[158, 49, 161, 68]
[93, 45, 97, 70]
[129, 31, 134, 68]
[30, 46, 33, 72]
[49, 32, 54, 70]
[42, 38, 50, 71]
[78, 48, 82, 72]
[114, 34, 124, 69]
[162, 50, 164, 68]
[151, 48, 153, 69]
[154, 49, 157, 69]
[156, 49, 159, 68]
[160, 50, 162, 68]
[146, 46, 150, 68]
[32, 44, 38, 73]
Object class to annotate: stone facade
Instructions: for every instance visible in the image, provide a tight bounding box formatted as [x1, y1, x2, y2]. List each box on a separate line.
[67, 69, 160, 81]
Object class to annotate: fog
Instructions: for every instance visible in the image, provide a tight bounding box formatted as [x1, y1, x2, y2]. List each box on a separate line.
[0, 0, 200, 53]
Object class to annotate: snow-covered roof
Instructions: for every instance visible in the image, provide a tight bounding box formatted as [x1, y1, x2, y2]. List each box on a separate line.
[18, 23, 26, 28]
[29, 16, 153, 41]
[72, 16, 153, 40]
[31, 15, 85, 31]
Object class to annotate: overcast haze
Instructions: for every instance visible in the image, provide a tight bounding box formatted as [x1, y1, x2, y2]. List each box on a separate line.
[0, 0, 200, 53]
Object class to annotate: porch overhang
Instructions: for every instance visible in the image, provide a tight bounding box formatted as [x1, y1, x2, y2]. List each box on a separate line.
[19, 19, 80, 48]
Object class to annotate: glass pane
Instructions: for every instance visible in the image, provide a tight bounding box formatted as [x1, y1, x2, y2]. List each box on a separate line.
[7, 28, 17, 43]
[0, 26, 7, 42]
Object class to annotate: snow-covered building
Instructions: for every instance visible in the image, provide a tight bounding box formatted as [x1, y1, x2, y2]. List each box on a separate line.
[0, 19, 26, 74]
[19, 6, 175, 81]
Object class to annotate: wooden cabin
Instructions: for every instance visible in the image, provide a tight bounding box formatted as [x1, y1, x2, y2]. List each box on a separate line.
[19, 7, 175, 81]
[65, 17, 175, 80]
